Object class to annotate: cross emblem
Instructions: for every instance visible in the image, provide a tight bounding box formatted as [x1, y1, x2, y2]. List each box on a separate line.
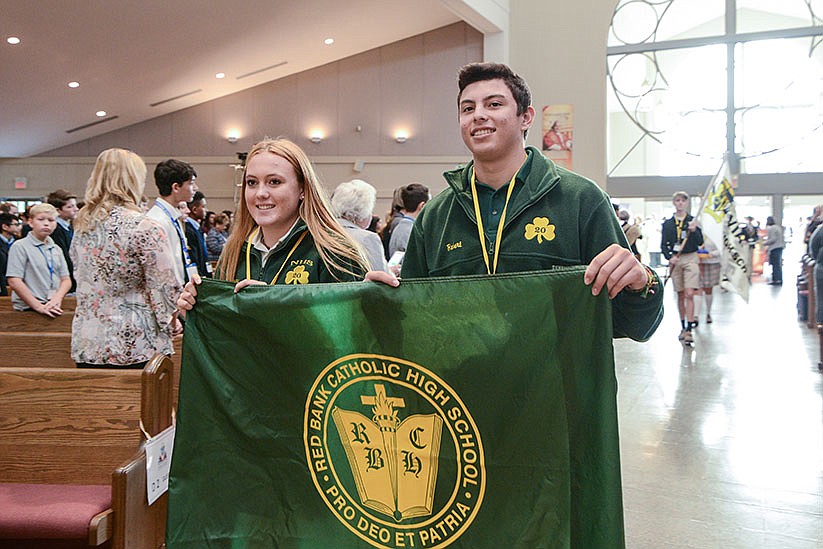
[361, 384, 406, 410]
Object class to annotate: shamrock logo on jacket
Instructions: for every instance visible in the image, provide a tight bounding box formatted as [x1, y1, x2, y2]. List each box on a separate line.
[285, 265, 310, 284]
[525, 217, 556, 244]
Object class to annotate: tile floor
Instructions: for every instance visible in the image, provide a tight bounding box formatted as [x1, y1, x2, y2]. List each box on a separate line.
[615, 244, 823, 548]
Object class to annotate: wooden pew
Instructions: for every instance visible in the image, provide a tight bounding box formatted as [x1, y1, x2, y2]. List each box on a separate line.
[0, 295, 76, 312]
[802, 257, 816, 329]
[799, 256, 823, 370]
[111, 354, 175, 549]
[171, 335, 182, 408]
[0, 332, 74, 367]
[808, 257, 823, 370]
[0, 329, 182, 417]
[0, 309, 74, 332]
[0, 354, 173, 548]
[0, 332, 181, 370]
[819, 324, 823, 372]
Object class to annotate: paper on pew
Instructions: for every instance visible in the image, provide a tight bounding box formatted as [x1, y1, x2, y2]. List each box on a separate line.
[145, 424, 175, 505]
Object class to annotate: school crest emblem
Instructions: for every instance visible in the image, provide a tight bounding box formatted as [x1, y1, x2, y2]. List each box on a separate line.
[304, 354, 485, 548]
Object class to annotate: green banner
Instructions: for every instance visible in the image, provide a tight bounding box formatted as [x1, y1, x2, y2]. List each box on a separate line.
[167, 268, 624, 549]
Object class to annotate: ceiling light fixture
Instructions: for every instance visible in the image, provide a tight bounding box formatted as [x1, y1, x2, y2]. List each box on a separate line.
[7, 36, 21, 45]
[226, 130, 240, 144]
[324, 38, 334, 45]
[96, 111, 107, 117]
[394, 130, 409, 143]
[215, 72, 226, 79]
[68, 81, 80, 88]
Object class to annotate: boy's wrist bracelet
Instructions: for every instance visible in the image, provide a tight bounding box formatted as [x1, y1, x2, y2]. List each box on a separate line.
[625, 265, 658, 299]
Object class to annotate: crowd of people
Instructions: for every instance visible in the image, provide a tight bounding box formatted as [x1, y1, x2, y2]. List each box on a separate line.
[5, 164, 818, 356]
[2, 63, 665, 538]
[2, 62, 665, 367]
[0, 164, 439, 328]
[3, 52, 823, 546]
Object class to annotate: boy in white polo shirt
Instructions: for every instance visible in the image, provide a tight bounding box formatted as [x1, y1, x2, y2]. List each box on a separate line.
[6, 203, 71, 316]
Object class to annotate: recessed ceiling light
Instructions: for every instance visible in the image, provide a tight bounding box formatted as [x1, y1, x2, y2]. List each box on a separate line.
[215, 72, 226, 79]
[68, 81, 80, 88]
[324, 38, 334, 45]
[96, 111, 107, 117]
[6, 36, 21, 45]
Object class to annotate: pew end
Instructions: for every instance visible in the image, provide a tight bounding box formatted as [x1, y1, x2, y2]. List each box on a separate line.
[112, 445, 167, 549]
[0, 354, 174, 547]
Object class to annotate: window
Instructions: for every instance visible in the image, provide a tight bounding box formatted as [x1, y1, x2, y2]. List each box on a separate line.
[608, 0, 823, 177]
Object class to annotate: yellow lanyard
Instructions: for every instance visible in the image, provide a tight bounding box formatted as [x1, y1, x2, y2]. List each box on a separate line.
[470, 168, 519, 275]
[245, 227, 307, 284]
[675, 217, 685, 240]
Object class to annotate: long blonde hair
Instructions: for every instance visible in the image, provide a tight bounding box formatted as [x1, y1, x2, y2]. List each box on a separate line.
[74, 148, 146, 233]
[217, 138, 369, 281]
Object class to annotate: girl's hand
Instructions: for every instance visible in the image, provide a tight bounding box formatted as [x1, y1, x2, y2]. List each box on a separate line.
[234, 279, 267, 293]
[365, 270, 400, 287]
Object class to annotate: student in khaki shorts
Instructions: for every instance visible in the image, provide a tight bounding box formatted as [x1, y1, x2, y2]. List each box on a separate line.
[661, 191, 703, 343]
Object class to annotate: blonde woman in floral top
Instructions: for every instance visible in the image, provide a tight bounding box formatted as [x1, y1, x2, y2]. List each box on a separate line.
[70, 148, 182, 368]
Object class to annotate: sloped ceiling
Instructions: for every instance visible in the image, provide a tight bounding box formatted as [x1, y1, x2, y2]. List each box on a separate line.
[0, 0, 462, 158]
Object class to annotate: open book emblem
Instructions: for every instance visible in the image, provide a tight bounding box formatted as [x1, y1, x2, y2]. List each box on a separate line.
[305, 354, 485, 549]
[332, 384, 443, 522]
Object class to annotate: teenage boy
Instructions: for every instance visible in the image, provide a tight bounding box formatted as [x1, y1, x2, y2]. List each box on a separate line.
[391, 62, 663, 342]
[0, 212, 23, 296]
[661, 191, 703, 343]
[0, 202, 19, 215]
[20, 205, 33, 237]
[47, 188, 79, 292]
[147, 159, 199, 286]
[387, 183, 429, 260]
[185, 191, 211, 277]
[363, 62, 664, 547]
[6, 203, 71, 316]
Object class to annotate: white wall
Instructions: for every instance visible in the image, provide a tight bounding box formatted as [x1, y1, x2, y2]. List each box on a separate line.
[511, 0, 614, 187]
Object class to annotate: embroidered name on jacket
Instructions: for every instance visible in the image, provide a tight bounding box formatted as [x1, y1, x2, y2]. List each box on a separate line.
[446, 241, 463, 252]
